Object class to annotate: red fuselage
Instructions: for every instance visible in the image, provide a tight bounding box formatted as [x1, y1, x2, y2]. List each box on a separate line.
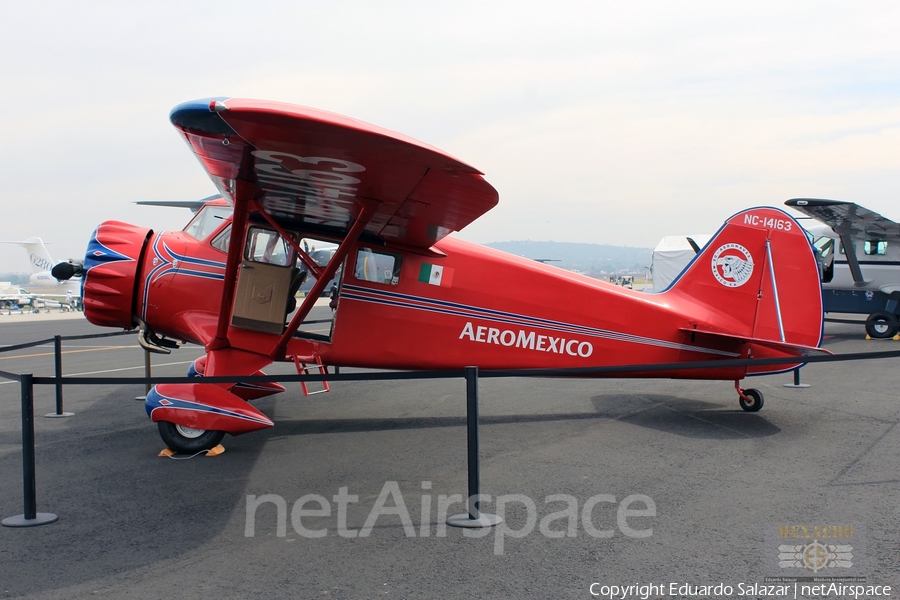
[81, 205, 822, 382]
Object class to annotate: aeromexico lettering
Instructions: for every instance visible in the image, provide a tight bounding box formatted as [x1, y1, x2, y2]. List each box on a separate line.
[459, 321, 593, 357]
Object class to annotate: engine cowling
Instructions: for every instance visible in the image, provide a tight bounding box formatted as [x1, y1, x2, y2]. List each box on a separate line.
[81, 221, 152, 329]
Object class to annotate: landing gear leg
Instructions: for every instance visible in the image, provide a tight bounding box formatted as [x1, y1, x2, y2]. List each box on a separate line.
[735, 380, 764, 412]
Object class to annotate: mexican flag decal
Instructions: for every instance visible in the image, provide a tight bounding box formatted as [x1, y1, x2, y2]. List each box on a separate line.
[419, 263, 453, 287]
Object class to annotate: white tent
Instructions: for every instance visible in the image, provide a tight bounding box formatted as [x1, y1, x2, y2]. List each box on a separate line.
[648, 235, 711, 292]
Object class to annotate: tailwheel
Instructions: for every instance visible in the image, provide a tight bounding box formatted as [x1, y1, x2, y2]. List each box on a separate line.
[157, 421, 225, 454]
[737, 387, 764, 412]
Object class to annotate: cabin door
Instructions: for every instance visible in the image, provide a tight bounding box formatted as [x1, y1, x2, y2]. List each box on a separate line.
[232, 227, 295, 334]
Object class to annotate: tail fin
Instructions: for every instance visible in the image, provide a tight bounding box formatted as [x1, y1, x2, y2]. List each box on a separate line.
[666, 207, 824, 372]
[0, 237, 55, 274]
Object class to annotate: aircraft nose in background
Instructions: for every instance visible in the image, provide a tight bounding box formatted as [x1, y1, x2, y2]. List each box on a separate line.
[51, 261, 83, 281]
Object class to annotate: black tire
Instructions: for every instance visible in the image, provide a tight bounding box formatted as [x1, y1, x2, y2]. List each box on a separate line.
[157, 421, 225, 454]
[865, 311, 898, 339]
[739, 388, 764, 412]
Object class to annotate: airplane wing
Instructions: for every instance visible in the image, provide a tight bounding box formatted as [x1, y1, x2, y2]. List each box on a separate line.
[785, 198, 900, 242]
[28, 292, 80, 301]
[169, 98, 499, 249]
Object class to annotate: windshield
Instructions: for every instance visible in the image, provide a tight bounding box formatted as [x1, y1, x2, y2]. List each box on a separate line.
[183, 205, 232, 240]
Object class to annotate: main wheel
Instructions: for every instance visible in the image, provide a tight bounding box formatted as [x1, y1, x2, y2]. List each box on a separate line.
[865, 311, 898, 339]
[157, 421, 225, 454]
[739, 388, 764, 412]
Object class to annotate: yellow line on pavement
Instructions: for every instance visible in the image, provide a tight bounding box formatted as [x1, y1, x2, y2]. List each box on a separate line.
[0, 345, 141, 361]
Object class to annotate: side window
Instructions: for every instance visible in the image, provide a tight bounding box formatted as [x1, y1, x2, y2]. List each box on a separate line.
[864, 240, 887, 256]
[354, 248, 402, 285]
[211, 225, 231, 253]
[245, 228, 294, 267]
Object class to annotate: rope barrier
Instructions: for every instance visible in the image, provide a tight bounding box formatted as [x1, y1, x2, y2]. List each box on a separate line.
[0, 338, 56, 354]
[15, 345, 899, 388]
[58, 329, 138, 342]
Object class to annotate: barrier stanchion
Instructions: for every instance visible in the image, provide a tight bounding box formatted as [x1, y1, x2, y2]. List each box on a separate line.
[3, 374, 58, 527]
[783, 367, 810, 389]
[45, 335, 74, 418]
[447, 366, 502, 529]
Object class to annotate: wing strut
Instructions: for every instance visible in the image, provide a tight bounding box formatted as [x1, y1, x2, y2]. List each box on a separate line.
[208, 180, 254, 351]
[838, 233, 869, 286]
[269, 200, 378, 360]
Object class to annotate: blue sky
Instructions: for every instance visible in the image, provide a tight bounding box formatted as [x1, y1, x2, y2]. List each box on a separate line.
[2, 1, 900, 271]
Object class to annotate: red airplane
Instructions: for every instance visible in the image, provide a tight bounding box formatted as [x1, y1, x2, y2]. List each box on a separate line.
[53, 98, 826, 454]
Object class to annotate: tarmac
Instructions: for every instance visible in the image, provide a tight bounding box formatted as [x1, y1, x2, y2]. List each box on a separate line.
[0, 312, 898, 599]
[0, 308, 86, 322]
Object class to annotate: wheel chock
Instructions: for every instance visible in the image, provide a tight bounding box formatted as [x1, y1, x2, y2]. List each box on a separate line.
[205, 444, 225, 457]
[157, 445, 226, 459]
[894, 334, 900, 341]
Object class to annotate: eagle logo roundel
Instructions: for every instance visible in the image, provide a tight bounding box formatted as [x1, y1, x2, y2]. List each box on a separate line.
[711, 243, 754, 287]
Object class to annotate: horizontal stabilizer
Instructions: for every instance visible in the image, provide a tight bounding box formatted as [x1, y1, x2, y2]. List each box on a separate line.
[0, 239, 43, 244]
[680, 327, 832, 357]
[135, 198, 220, 213]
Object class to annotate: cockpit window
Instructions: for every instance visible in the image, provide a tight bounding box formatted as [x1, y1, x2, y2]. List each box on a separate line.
[184, 205, 232, 240]
[245, 227, 295, 267]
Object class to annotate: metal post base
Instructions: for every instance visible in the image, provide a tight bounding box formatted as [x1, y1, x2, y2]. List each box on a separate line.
[44, 412, 75, 418]
[2, 513, 58, 527]
[783, 369, 810, 389]
[447, 512, 503, 528]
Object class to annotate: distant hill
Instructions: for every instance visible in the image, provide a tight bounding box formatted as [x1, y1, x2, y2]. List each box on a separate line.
[484, 241, 652, 277]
